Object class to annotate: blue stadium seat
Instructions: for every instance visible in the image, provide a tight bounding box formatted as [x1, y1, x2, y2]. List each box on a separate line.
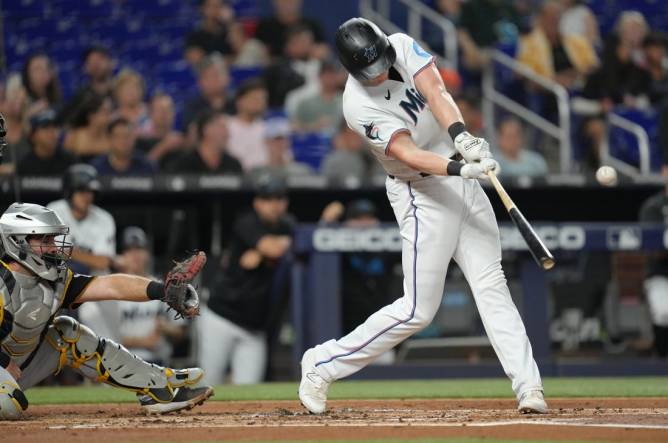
[608, 108, 662, 172]
[291, 132, 333, 170]
[229, 66, 264, 91]
[123, 0, 179, 17]
[3, 0, 46, 17]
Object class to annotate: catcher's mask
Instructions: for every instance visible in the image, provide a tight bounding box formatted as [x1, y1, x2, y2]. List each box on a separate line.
[0, 202, 73, 281]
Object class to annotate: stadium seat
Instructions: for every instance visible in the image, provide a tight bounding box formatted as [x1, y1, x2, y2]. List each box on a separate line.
[228, 66, 264, 91]
[291, 132, 333, 171]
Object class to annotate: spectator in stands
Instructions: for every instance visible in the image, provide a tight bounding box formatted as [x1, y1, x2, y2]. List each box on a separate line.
[112, 68, 149, 129]
[581, 13, 651, 110]
[320, 121, 368, 184]
[91, 118, 156, 176]
[642, 32, 668, 106]
[63, 92, 113, 161]
[0, 74, 31, 174]
[291, 60, 344, 135]
[639, 173, 668, 358]
[227, 79, 269, 171]
[16, 109, 74, 176]
[117, 226, 186, 365]
[494, 117, 548, 178]
[169, 111, 242, 174]
[575, 13, 652, 172]
[21, 53, 62, 116]
[517, 0, 598, 91]
[255, 0, 327, 58]
[137, 93, 185, 166]
[200, 173, 294, 384]
[184, 0, 235, 65]
[263, 25, 320, 109]
[248, 117, 313, 180]
[456, 0, 529, 71]
[182, 54, 231, 136]
[60, 46, 114, 124]
[559, 0, 600, 47]
[47, 164, 120, 341]
[227, 22, 269, 67]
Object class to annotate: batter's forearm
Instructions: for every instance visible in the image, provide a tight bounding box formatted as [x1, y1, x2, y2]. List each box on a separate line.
[414, 64, 463, 130]
[78, 274, 154, 303]
[424, 87, 464, 130]
[392, 147, 455, 176]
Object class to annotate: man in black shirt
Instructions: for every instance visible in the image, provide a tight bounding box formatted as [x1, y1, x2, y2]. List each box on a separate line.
[639, 176, 668, 357]
[255, 0, 326, 58]
[168, 111, 242, 174]
[199, 174, 294, 384]
[17, 109, 74, 176]
[182, 54, 233, 133]
[184, 0, 235, 65]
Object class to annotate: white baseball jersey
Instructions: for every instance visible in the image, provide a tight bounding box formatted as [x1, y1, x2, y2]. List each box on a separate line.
[47, 199, 120, 342]
[47, 199, 116, 259]
[342, 33, 456, 180]
[307, 32, 544, 402]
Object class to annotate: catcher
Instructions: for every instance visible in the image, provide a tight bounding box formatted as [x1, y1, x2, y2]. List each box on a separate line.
[0, 202, 212, 419]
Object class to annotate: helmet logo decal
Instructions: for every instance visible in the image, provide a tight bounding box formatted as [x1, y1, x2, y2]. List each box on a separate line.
[363, 45, 377, 62]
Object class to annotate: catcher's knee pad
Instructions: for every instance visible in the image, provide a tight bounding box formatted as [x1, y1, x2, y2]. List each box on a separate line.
[0, 382, 28, 420]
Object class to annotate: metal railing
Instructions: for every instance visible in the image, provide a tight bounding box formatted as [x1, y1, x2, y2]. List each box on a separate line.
[603, 113, 652, 177]
[482, 50, 573, 174]
[359, 0, 458, 69]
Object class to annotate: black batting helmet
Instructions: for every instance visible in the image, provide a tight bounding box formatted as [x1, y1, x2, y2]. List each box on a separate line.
[335, 18, 396, 81]
[63, 163, 101, 200]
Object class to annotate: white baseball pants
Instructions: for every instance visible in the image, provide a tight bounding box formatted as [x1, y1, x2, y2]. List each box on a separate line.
[311, 175, 543, 399]
[198, 306, 266, 385]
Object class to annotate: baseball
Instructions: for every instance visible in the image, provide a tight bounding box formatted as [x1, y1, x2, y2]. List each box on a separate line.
[596, 166, 618, 186]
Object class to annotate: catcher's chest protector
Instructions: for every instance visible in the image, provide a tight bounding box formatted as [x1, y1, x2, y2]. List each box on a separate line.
[0, 266, 66, 366]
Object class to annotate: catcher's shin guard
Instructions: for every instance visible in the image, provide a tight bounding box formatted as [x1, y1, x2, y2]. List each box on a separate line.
[46, 316, 203, 402]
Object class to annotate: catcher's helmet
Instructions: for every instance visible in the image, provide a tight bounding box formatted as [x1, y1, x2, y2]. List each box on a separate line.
[63, 163, 100, 200]
[335, 18, 396, 81]
[0, 202, 72, 281]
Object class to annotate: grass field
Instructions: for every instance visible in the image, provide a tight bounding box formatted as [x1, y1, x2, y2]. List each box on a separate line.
[26, 376, 668, 405]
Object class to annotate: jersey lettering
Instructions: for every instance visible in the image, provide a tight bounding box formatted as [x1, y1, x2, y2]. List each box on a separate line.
[399, 88, 426, 125]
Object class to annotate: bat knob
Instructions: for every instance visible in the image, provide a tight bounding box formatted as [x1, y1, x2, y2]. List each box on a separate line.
[541, 258, 555, 270]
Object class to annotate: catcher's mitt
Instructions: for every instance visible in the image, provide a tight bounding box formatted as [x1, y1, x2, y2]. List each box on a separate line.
[163, 251, 207, 319]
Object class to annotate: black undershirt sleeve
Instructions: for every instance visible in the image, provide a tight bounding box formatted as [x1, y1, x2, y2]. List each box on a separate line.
[62, 273, 96, 310]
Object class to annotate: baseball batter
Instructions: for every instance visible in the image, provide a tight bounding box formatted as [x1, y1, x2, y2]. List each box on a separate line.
[0, 203, 212, 419]
[299, 18, 547, 414]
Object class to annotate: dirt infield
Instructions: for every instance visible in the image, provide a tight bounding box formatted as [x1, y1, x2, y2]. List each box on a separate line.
[3, 398, 668, 442]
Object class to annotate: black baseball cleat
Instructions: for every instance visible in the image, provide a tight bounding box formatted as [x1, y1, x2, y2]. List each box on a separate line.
[139, 386, 214, 414]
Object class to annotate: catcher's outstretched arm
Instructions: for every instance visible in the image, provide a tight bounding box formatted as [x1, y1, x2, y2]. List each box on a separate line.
[77, 273, 154, 303]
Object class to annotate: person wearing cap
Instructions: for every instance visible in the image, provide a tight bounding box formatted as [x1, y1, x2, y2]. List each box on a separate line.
[247, 117, 313, 181]
[291, 60, 345, 135]
[15, 109, 75, 176]
[199, 173, 295, 385]
[117, 227, 187, 365]
[47, 163, 120, 341]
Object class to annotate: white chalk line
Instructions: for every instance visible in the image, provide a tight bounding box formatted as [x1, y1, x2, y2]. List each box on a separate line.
[45, 419, 668, 431]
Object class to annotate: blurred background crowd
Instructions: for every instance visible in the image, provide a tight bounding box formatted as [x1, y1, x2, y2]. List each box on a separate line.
[1, 0, 668, 385]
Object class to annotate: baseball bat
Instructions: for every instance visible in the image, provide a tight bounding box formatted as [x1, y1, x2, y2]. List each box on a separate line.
[486, 171, 555, 270]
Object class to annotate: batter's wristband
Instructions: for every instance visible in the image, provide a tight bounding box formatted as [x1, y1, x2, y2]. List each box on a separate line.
[448, 122, 466, 141]
[446, 160, 463, 176]
[147, 281, 165, 301]
[0, 350, 10, 368]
